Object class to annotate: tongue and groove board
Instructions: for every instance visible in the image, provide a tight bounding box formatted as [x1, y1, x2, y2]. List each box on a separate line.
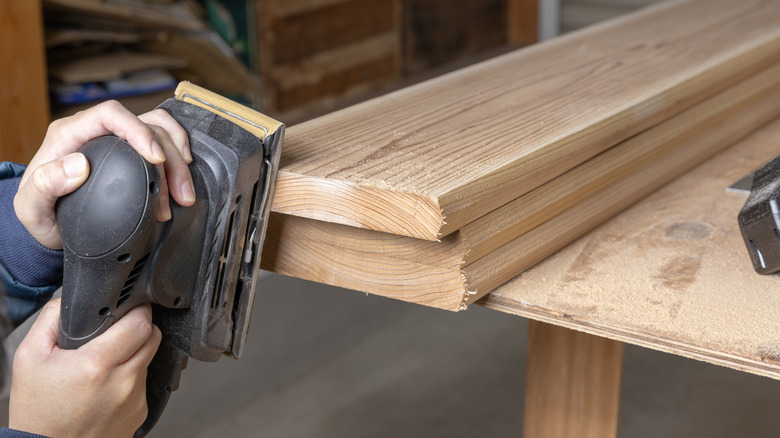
[261, 64, 780, 311]
[271, 0, 780, 241]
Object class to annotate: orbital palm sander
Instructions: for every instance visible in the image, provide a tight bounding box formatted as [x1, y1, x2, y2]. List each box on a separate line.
[54, 82, 284, 436]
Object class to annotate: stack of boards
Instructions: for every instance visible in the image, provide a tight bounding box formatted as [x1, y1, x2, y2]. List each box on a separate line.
[260, 0, 780, 311]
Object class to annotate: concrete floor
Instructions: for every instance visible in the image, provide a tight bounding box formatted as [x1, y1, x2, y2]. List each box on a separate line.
[3, 273, 780, 436]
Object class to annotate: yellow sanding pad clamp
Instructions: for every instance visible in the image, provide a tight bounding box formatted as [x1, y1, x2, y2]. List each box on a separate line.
[174, 81, 284, 142]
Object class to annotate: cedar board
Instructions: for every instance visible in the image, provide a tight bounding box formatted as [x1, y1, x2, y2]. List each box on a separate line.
[272, 0, 780, 241]
[261, 69, 780, 311]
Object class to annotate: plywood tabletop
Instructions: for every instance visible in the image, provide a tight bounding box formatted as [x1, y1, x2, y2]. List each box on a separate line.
[480, 117, 780, 379]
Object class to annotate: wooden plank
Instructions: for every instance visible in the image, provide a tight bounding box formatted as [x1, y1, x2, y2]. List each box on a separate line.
[271, 33, 399, 90]
[461, 86, 780, 296]
[524, 321, 623, 438]
[271, 0, 780, 241]
[270, 33, 399, 113]
[137, 32, 262, 98]
[458, 62, 780, 265]
[48, 52, 187, 84]
[271, 60, 780, 267]
[565, 0, 659, 10]
[46, 28, 141, 48]
[43, 0, 205, 31]
[479, 116, 780, 380]
[257, 0, 401, 115]
[403, 0, 508, 75]
[261, 64, 780, 310]
[507, 0, 538, 46]
[561, 3, 633, 32]
[266, 0, 355, 18]
[269, 0, 396, 65]
[0, 0, 49, 164]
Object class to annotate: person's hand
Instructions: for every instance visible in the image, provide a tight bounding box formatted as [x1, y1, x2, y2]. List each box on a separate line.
[14, 100, 196, 250]
[9, 299, 161, 438]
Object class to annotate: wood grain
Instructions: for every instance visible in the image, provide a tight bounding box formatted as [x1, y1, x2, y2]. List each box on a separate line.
[403, 0, 508, 75]
[257, 0, 401, 115]
[479, 116, 780, 380]
[524, 321, 623, 438]
[261, 64, 780, 310]
[272, 0, 780, 240]
[0, 0, 49, 164]
[43, 0, 205, 31]
[460, 77, 780, 296]
[269, 0, 396, 65]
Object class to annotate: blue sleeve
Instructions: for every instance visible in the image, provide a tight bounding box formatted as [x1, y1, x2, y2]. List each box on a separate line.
[0, 163, 62, 326]
[0, 428, 50, 438]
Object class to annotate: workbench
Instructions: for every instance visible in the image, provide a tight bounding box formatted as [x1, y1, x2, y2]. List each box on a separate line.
[478, 115, 780, 437]
[5, 1, 780, 436]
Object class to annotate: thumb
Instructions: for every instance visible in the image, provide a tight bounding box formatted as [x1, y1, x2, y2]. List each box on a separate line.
[14, 153, 89, 249]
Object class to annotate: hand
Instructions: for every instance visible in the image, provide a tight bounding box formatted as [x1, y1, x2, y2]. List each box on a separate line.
[9, 299, 161, 438]
[14, 100, 196, 250]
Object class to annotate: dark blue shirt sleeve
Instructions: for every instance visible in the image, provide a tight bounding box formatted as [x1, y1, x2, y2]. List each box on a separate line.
[0, 163, 63, 326]
[0, 427, 51, 438]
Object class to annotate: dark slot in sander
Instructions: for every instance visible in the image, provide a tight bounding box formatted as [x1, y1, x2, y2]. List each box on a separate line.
[54, 82, 284, 437]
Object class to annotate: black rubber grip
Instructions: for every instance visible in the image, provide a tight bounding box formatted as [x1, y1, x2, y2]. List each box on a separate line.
[56, 136, 160, 348]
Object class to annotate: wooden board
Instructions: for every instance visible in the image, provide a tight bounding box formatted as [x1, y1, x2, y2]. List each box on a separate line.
[45, 28, 141, 48]
[479, 116, 780, 380]
[524, 321, 623, 438]
[562, 0, 662, 33]
[507, 0, 538, 46]
[257, 0, 401, 115]
[261, 67, 780, 311]
[43, 0, 205, 31]
[0, 0, 49, 164]
[137, 32, 262, 99]
[48, 52, 187, 84]
[458, 62, 780, 265]
[403, 0, 507, 75]
[271, 0, 780, 241]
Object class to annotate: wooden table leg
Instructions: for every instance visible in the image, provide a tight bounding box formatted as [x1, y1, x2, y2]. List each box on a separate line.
[524, 320, 624, 438]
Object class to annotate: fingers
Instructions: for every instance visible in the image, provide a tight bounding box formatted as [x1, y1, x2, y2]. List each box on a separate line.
[83, 304, 156, 367]
[124, 323, 162, 372]
[132, 108, 197, 215]
[17, 299, 62, 356]
[37, 101, 166, 172]
[138, 109, 192, 163]
[17, 100, 196, 249]
[78, 101, 166, 165]
[14, 153, 90, 249]
[147, 124, 196, 213]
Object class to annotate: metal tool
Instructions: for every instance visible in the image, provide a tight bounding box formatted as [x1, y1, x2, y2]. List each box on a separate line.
[738, 154, 780, 274]
[55, 82, 284, 437]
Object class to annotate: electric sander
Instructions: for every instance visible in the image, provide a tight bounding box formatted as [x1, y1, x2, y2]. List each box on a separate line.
[54, 82, 284, 437]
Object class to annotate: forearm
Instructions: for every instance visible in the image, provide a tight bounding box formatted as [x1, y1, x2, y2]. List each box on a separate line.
[0, 427, 50, 438]
[0, 165, 62, 326]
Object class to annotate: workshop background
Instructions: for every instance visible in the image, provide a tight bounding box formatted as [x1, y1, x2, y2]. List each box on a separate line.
[3, 0, 780, 437]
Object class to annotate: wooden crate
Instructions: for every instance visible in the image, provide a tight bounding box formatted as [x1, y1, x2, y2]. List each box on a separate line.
[402, 0, 508, 75]
[257, 0, 402, 117]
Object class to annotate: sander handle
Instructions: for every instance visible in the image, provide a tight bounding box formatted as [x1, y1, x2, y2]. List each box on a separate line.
[56, 136, 174, 438]
[56, 136, 160, 349]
